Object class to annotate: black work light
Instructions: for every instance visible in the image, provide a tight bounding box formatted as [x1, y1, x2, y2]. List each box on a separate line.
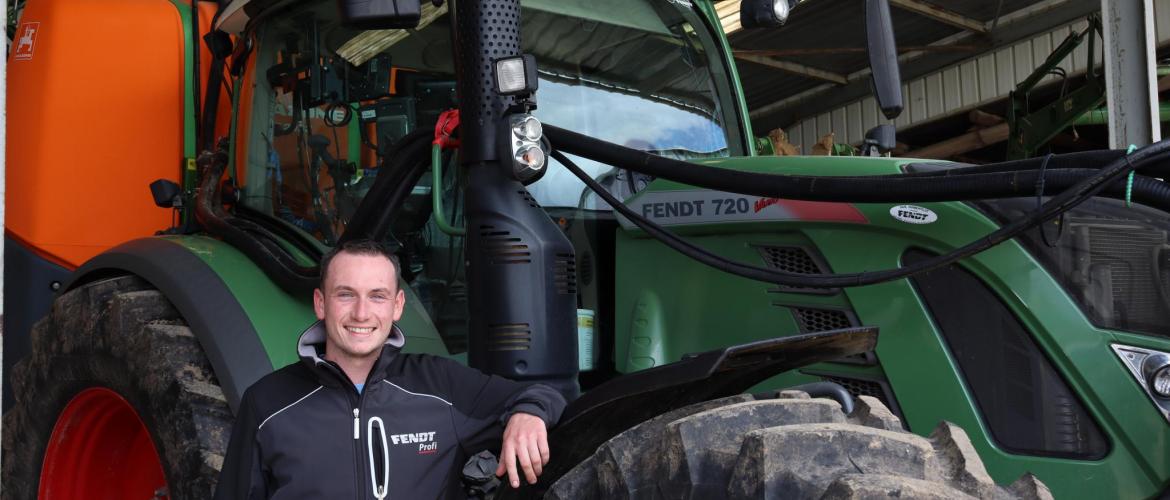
[494, 54, 539, 96]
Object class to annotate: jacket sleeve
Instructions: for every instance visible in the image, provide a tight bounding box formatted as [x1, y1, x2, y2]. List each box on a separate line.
[428, 356, 567, 454]
[213, 387, 268, 500]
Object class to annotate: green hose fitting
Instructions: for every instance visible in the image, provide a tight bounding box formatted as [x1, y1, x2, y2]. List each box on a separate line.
[432, 144, 466, 236]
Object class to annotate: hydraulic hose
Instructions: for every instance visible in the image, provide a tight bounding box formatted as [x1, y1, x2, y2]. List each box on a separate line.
[905, 150, 1127, 176]
[341, 128, 435, 242]
[551, 139, 1170, 288]
[235, 203, 324, 261]
[545, 125, 1170, 206]
[197, 127, 436, 296]
[195, 144, 320, 295]
[431, 144, 466, 236]
[960, 149, 1170, 178]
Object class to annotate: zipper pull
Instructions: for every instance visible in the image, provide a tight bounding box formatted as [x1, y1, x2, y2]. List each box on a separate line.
[353, 408, 360, 440]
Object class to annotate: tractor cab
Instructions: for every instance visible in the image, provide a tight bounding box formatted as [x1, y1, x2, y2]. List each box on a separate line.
[225, 0, 747, 372]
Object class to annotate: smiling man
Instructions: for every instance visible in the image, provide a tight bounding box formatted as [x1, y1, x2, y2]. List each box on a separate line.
[215, 239, 566, 499]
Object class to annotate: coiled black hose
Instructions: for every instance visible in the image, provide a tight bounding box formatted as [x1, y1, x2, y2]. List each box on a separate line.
[195, 143, 320, 295]
[196, 128, 436, 297]
[921, 149, 1170, 179]
[341, 128, 435, 242]
[908, 150, 1126, 176]
[550, 137, 1170, 288]
[545, 125, 1170, 210]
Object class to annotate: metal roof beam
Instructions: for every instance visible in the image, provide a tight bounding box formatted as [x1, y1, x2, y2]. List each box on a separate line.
[734, 53, 849, 84]
[905, 123, 1009, 159]
[889, 0, 988, 34]
[716, 0, 744, 35]
[1101, 0, 1161, 148]
[735, 45, 980, 57]
[749, 0, 1100, 132]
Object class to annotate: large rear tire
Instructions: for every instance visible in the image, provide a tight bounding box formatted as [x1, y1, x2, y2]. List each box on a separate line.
[549, 391, 1052, 500]
[2, 276, 232, 500]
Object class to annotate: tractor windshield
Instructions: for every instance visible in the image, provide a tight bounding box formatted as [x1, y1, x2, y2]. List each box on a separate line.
[237, 0, 740, 244]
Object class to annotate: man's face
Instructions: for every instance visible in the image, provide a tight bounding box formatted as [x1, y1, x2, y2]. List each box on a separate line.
[313, 252, 405, 365]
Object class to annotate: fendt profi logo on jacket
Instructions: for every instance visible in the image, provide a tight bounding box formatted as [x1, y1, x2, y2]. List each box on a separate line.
[391, 431, 439, 454]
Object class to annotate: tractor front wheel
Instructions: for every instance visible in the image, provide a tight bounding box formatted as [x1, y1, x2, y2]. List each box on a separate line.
[549, 391, 1053, 499]
[2, 275, 232, 499]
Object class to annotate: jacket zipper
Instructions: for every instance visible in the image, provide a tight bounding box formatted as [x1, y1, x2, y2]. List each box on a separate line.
[325, 361, 365, 500]
[353, 405, 363, 500]
[352, 389, 368, 500]
[319, 358, 381, 499]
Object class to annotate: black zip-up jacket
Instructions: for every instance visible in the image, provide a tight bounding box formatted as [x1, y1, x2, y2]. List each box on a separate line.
[214, 321, 567, 499]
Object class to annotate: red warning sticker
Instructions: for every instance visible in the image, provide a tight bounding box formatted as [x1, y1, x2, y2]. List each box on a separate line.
[14, 22, 40, 61]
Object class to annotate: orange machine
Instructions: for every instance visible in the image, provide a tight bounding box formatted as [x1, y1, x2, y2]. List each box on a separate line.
[7, 0, 227, 269]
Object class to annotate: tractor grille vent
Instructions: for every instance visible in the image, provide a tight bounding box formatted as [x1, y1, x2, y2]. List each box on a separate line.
[579, 251, 594, 287]
[517, 190, 539, 208]
[760, 246, 822, 274]
[756, 246, 836, 294]
[553, 254, 577, 295]
[1084, 225, 1169, 331]
[487, 323, 531, 352]
[792, 308, 852, 333]
[480, 225, 531, 265]
[1162, 249, 1170, 304]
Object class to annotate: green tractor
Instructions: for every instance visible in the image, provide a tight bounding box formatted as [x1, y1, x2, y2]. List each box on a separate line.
[4, 0, 1169, 498]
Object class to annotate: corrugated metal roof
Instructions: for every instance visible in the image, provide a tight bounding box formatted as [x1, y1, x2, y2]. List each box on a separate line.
[720, 0, 1101, 131]
[784, 17, 1102, 151]
[733, 2, 968, 72]
[778, 1, 1170, 154]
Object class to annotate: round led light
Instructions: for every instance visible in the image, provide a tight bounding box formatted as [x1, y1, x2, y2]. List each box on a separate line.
[513, 116, 543, 142]
[515, 145, 546, 171]
[773, 0, 791, 23]
[1151, 366, 1170, 398]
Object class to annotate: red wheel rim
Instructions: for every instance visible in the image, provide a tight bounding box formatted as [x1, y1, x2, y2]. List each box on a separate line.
[39, 387, 168, 499]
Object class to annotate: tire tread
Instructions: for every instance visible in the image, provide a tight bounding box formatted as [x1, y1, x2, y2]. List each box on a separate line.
[549, 391, 1052, 500]
[2, 276, 233, 500]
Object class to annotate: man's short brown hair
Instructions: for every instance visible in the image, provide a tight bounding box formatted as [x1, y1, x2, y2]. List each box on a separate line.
[318, 239, 402, 289]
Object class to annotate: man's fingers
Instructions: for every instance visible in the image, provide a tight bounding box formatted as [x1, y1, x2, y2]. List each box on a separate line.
[506, 446, 520, 488]
[496, 441, 518, 487]
[517, 441, 538, 485]
[537, 434, 550, 466]
[527, 440, 544, 477]
[498, 414, 552, 488]
[494, 441, 510, 477]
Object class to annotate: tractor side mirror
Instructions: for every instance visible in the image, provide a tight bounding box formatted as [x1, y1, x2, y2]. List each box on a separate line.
[337, 0, 422, 30]
[150, 179, 183, 209]
[741, 0, 903, 120]
[865, 0, 903, 119]
[861, 124, 896, 156]
[740, 0, 800, 29]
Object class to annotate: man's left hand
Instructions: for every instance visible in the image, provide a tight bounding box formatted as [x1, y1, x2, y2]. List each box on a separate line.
[495, 412, 550, 488]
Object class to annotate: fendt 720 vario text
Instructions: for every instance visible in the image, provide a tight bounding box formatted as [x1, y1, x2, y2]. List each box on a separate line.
[5, 0, 1170, 498]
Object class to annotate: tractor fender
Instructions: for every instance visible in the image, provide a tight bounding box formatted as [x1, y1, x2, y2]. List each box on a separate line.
[496, 327, 879, 498]
[65, 237, 273, 412]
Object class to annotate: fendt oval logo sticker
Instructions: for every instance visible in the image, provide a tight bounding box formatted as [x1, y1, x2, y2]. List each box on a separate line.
[890, 205, 938, 224]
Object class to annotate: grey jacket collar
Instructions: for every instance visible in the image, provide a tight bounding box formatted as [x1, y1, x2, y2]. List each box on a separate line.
[296, 320, 406, 365]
